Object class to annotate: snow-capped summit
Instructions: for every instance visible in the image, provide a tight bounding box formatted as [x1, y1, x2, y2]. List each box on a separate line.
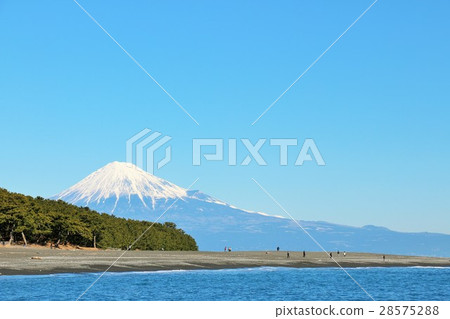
[53, 161, 187, 212]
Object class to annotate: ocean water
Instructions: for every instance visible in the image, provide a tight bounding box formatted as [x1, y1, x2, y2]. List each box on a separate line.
[0, 267, 449, 301]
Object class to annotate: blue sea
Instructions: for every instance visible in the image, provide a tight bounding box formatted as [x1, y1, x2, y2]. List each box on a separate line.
[1, 267, 449, 301]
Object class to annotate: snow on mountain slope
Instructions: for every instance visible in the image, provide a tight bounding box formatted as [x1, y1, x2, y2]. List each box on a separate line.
[53, 162, 187, 212]
[53, 162, 450, 256]
[53, 162, 273, 217]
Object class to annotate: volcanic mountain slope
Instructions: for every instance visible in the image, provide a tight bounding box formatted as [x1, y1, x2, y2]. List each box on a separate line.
[53, 162, 450, 256]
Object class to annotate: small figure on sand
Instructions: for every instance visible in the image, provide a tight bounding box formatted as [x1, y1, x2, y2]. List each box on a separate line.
[228, 247, 232, 252]
[303, 251, 306, 258]
[337, 250, 340, 255]
[277, 246, 280, 252]
[287, 252, 290, 258]
[329, 252, 333, 258]
[343, 251, 347, 257]
[383, 255, 386, 262]
[224, 246, 227, 252]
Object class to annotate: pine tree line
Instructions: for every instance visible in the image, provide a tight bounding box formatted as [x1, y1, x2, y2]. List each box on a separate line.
[0, 188, 198, 251]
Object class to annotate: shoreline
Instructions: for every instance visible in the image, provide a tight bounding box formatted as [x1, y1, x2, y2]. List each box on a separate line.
[1, 247, 449, 276]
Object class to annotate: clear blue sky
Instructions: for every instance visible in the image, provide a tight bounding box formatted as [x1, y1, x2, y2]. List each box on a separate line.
[1, 0, 449, 234]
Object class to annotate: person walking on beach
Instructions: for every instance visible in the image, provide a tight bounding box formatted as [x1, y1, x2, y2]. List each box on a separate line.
[303, 251, 306, 258]
[383, 255, 386, 262]
[277, 246, 280, 252]
[329, 252, 333, 258]
[287, 252, 290, 258]
[343, 251, 346, 257]
[224, 246, 227, 252]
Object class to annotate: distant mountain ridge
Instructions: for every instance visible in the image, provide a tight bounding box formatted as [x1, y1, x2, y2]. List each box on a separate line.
[54, 162, 450, 256]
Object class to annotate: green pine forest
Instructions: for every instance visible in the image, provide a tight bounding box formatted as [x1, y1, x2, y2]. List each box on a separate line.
[0, 188, 198, 251]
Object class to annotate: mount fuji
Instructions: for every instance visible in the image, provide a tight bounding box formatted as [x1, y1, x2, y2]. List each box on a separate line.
[53, 162, 450, 256]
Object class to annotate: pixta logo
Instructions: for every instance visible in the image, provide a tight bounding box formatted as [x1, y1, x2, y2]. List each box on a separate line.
[192, 138, 325, 166]
[126, 129, 172, 174]
[126, 130, 325, 173]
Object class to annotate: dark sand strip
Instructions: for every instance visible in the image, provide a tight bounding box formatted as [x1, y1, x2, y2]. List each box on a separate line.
[1, 247, 449, 276]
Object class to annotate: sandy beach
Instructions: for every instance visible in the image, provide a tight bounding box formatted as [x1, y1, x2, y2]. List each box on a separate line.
[0, 246, 449, 276]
